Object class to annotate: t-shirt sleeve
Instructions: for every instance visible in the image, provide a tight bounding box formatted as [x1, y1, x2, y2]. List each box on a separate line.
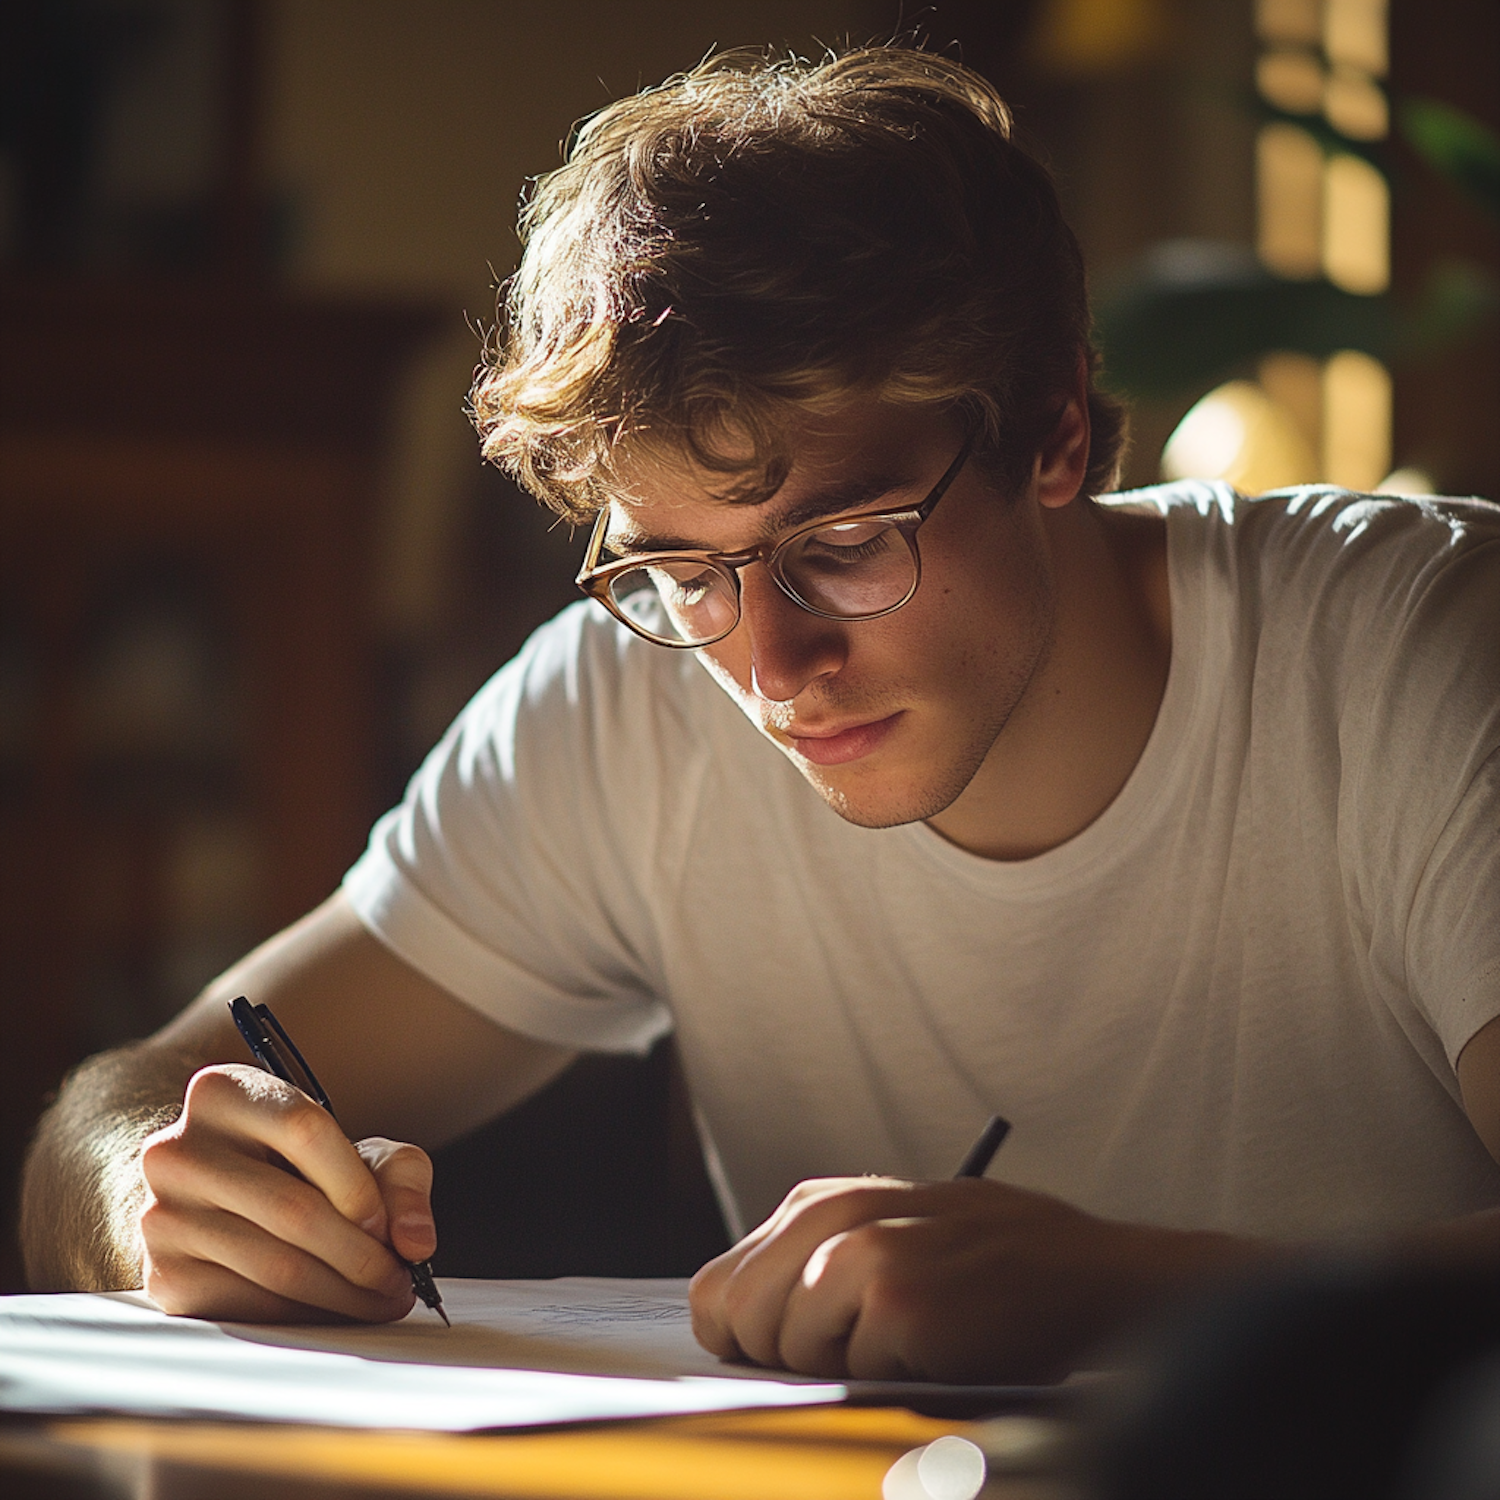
[1407, 748, 1500, 1065]
[1337, 501, 1500, 1066]
[341, 603, 687, 1055]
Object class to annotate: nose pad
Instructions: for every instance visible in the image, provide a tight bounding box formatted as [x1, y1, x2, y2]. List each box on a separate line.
[740, 564, 847, 703]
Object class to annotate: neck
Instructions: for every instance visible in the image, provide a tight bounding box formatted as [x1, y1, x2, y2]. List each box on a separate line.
[926, 499, 1171, 861]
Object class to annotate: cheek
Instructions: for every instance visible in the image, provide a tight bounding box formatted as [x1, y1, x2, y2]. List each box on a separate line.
[696, 638, 754, 703]
[919, 521, 1055, 674]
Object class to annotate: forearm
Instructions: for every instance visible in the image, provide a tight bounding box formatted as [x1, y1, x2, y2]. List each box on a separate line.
[20, 1042, 198, 1292]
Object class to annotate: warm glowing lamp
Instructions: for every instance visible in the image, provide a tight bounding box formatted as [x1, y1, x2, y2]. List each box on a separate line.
[1161, 381, 1320, 494]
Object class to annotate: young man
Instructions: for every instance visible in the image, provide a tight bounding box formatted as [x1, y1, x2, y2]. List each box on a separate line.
[21, 47, 1500, 1384]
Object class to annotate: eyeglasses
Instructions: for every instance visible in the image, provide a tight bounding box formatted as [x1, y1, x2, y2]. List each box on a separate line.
[576, 434, 974, 648]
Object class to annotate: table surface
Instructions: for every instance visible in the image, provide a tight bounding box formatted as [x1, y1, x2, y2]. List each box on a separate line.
[0, 1406, 1075, 1500]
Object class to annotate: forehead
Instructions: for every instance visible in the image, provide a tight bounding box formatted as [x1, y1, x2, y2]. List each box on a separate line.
[605, 401, 961, 551]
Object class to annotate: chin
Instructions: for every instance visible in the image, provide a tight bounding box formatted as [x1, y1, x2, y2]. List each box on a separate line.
[797, 759, 973, 830]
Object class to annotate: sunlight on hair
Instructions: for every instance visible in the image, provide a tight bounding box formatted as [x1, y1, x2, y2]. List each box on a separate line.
[474, 46, 1125, 519]
[1162, 381, 1319, 494]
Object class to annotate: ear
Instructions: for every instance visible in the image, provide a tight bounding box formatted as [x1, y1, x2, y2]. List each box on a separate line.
[1034, 352, 1092, 511]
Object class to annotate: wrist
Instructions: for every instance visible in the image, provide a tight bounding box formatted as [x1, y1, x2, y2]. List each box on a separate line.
[98, 1123, 157, 1290]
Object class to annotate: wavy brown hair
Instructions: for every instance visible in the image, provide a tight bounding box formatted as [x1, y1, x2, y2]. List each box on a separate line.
[472, 45, 1126, 521]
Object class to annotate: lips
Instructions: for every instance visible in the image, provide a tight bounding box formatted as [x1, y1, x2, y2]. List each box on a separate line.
[784, 712, 902, 766]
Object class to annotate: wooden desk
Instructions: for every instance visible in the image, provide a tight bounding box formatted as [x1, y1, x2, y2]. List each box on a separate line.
[0, 1407, 1073, 1500]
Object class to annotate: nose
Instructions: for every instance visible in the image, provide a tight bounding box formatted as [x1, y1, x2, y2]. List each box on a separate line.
[737, 564, 849, 703]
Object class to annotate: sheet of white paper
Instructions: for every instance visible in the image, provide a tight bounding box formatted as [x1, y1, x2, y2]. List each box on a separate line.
[227, 1277, 806, 1381]
[0, 1279, 845, 1431]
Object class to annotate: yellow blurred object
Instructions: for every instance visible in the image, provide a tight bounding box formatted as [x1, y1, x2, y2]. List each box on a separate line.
[1323, 350, 1392, 490]
[1324, 66, 1389, 140]
[1258, 351, 1324, 456]
[1375, 466, 1436, 497]
[1161, 381, 1320, 494]
[1324, 0, 1388, 76]
[1257, 123, 1324, 278]
[1257, 0, 1321, 45]
[1257, 48, 1325, 114]
[1030, 0, 1169, 75]
[1323, 153, 1389, 293]
[50, 1409, 969, 1500]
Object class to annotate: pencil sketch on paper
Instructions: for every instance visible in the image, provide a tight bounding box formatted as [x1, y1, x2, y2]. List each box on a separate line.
[526, 1296, 694, 1327]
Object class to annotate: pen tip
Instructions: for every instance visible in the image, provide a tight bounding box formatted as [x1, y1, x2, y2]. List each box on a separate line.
[436, 1304, 451, 1327]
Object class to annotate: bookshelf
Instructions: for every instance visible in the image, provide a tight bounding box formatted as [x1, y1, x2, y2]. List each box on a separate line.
[0, 279, 440, 1289]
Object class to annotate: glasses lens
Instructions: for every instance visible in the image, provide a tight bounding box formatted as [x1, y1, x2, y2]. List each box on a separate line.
[607, 561, 739, 645]
[781, 520, 917, 617]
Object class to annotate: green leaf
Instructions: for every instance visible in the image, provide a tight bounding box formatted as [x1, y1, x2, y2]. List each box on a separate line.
[1399, 98, 1500, 221]
[1094, 241, 1499, 399]
[1095, 243, 1394, 399]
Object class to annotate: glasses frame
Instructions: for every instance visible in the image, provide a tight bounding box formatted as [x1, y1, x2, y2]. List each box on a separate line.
[576, 432, 975, 649]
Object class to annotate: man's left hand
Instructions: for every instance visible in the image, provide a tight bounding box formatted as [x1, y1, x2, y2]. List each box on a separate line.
[688, 1176, 1262, 1383]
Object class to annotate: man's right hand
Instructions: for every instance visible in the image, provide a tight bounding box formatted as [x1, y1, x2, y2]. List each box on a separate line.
[138, 1063, 435, 1322]
[22, 891, 577, 1306]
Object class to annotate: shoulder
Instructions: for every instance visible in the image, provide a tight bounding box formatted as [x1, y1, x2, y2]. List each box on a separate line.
[424, 601, 761, 843]
[455, 600, 725, 751]
[1106, 480, 1500, 624]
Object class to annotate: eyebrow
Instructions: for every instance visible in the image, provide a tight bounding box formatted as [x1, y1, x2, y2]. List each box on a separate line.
[608, 469, 917, 554]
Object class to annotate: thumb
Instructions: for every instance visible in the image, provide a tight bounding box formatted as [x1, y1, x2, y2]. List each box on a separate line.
[357, 1137, 437, 1263]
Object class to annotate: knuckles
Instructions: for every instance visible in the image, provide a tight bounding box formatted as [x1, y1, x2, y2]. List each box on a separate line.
[277, 1091, 341, 1157]
[180, 1063, 256, 1116]
[139, 1129, 192, 1191]
[138, 1195, 185, 1255]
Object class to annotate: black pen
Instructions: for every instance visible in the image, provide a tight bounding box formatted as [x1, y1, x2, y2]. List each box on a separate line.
[229, 996, 450, 1326]
[954, 1114, 1011, 1178]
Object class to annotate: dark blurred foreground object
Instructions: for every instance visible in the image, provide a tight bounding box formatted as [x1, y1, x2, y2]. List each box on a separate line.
[1090, 1260, 1500, 1500]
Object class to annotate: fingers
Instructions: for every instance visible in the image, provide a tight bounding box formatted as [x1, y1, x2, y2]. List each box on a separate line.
[144, 1252, 337, 1324]
[143, 1130, 411, 1305]
[138, 1064, 433, 1323]
[688, 1178, 851, 1359]
[772, 1229, 868, 1378]
[689, 1177, 925, 1367]
[142, 1201, 414, 1323]
[689, 1176, 1096, 1383]
[357, 1138, 437, 1263]
[180, 1066, 390, 1238]
[783, 1218, 933, 1381]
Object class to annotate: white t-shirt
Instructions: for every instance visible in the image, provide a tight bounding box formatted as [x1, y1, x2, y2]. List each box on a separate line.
[343, 482, 1500, 1243]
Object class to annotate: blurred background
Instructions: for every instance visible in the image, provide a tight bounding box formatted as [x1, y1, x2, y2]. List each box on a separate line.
[0, 0, 1495, 1293]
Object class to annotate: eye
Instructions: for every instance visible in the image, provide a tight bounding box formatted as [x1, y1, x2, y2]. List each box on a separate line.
[799, 521, 900, 564]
